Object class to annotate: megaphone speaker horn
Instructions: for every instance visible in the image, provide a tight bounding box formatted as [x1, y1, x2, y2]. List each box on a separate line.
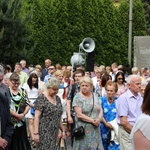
[80, 37, 95, 53]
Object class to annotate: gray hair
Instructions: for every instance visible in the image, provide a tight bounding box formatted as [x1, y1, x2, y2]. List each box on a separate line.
[46, 77, 60, 89]
[20, 60, 26, 64]
[126, 74, 140, 84]
[3, 73, 11, 80]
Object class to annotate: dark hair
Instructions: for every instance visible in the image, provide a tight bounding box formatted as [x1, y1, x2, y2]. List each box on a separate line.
[118, 65, 126, 74]
[114, 71, 126, 83]
[5, 64, 12, 72]
[74, 69, 85, 77]
[10, 73, 20, 82]
[141, 82, 150, 114]
[27, 73, 38, 90]
[15, 62, 21, 67]
[101, 73, 112, 87]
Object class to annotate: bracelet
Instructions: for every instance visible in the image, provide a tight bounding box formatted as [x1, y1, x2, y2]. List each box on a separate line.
[34, 133, 39, 135]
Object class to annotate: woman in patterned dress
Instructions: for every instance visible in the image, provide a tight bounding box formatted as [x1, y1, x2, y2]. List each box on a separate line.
[100, 81, 120, 150]
[34, 78, 65, 150]
[72, 76, 104, 150]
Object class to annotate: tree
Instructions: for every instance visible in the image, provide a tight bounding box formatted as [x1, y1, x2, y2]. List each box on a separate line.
[142, 0, 150, 35]
[0, 0, 27, 65]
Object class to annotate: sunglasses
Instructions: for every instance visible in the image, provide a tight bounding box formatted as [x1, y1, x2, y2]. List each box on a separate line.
[11, 81, 20, 85]
[118, 78, 123, 80]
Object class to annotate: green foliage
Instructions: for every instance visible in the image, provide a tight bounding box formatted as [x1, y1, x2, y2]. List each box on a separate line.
[141, 0, 150, 35]
[0, 0, 148, 68]
[0, 0, 28, 64]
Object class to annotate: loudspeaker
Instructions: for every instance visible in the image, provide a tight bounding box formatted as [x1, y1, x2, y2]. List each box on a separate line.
[86, 51, 95, 72]
[79, 37, 95, 53]
[70, 53, 85, 67]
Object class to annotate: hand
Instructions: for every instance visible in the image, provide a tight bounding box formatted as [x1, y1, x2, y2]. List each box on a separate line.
[17, 113, 24, 120]
[61, 131, 66, 139]
[67, 116, 73, 124]
[34, 134, 40, 144]
[92, 118, 100, 127]
[105, 122, 113, 129]
[0, 137, 8, 149]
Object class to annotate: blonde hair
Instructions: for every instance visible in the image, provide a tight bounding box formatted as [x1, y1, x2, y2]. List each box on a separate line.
[63, 70, 71, 78]
[55, 63, 62, 70]
[54, 70, 63, 77]
[35, 64, 42, 72]
[79, 76, 93, 88]
[105, 81, 118, 92]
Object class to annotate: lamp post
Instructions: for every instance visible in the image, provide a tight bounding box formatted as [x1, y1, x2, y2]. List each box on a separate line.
[128, 0, 133, 66]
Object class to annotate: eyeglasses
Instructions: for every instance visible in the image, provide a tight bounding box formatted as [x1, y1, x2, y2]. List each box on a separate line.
[49, 68, 55, 70]
[11, 81, 20, 85]
[118, 78, 123, 80]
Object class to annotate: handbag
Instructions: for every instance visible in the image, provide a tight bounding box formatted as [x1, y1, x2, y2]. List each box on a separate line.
[30, 100, 36, 115]
[72, 126, 85, 138]
[72, 93, 94, 139]
[30, 107, 35, 115]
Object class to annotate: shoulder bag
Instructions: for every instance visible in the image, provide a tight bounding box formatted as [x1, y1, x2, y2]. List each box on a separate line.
[72, 93, 94, 139]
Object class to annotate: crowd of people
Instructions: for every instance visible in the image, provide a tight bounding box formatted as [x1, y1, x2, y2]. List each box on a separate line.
[0, 59, 150, 150]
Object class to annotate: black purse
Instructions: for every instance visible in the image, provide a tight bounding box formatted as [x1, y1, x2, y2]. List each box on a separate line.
[72, 126, 85, 138]
[73, 93, 94, 139]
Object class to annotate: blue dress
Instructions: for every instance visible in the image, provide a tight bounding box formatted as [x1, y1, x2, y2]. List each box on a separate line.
[100, 96, 120, 150]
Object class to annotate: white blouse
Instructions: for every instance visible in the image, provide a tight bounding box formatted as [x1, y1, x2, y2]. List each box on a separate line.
[130, 113, 150, 150]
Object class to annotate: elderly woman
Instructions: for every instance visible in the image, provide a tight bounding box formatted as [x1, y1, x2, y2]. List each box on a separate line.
[9, 73, 31, 150]
[34, 78, 65, 150]
[72, 76, 104, 150]
[100, 81, 120, 150]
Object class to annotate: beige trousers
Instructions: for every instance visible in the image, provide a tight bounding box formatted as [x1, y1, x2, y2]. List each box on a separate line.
[119, 126, 132, 150]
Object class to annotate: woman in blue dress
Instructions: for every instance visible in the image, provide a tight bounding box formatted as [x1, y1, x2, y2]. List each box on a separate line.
[100, 81, 120, 150]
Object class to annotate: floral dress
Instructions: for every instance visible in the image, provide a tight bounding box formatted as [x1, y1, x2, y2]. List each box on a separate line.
[34, 94, 63, 150]
[100, 96, 120, 150]
[72, 93, 104, 150]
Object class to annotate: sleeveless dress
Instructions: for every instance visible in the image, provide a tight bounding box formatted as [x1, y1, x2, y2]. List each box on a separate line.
[34, 94, 63, 150]
[100, 96, 120, 150]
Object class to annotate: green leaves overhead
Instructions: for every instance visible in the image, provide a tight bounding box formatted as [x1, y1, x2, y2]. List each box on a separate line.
[0, 0, 147, 67]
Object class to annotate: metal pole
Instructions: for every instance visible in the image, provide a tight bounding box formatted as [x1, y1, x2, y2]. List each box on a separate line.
[128, 0, 133, 66]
